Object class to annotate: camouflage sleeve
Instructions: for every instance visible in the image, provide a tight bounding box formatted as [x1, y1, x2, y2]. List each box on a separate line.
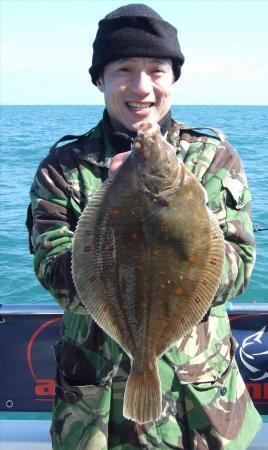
[29, 152, 87, 314]
[204, 141, 256, 305]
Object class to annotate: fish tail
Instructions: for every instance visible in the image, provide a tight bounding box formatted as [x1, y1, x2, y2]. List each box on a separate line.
[123, 357, 162, 424]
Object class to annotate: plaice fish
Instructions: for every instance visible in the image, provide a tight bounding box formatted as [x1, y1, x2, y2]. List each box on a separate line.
[72, 122, 225, 424]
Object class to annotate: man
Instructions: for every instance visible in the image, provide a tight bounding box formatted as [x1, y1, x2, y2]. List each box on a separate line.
[27, 4, 262, 449]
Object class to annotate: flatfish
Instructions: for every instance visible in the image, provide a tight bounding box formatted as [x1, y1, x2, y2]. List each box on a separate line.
[72, 122, 224, 424]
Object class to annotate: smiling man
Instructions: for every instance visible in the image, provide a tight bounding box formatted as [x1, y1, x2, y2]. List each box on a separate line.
[97, 57, 174, 131]
[27, 3, 262, 449]
[97, 56, 175, 174]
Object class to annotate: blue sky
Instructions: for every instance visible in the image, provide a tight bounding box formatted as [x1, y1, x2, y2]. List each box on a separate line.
[1, 0, 268, 105]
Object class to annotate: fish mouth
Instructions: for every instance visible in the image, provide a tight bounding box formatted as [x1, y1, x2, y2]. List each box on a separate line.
[126, 102, 155, 113]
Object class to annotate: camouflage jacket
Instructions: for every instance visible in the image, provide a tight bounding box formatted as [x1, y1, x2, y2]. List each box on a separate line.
[28, 117, 256, 385]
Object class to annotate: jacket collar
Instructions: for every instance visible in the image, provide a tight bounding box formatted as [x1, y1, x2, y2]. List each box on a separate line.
[80, 111, 182, 169]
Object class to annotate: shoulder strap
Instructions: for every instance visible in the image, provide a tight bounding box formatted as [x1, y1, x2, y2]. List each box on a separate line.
[49, 129, 93, 153]
[180, 126, 226, 143]
[26, 204, 34, 254]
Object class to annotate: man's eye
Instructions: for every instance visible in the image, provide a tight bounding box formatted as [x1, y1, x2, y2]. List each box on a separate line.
[118, 67, 130, 72]
[152, 67, 166, 74]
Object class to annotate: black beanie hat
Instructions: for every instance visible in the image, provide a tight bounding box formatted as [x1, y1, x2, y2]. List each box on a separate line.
[89, 3, 185, 85]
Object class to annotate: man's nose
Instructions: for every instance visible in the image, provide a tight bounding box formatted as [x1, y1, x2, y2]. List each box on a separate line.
[131, 71, 152, 95]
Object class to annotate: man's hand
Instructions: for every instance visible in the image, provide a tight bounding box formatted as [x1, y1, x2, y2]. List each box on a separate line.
[108, 151, 131, 176]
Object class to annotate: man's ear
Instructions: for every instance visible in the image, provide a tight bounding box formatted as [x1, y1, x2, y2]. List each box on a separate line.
[96, 77, 105, 93]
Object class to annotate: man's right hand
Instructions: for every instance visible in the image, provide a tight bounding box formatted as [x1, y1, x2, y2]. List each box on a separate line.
[108, 151, 131, 177]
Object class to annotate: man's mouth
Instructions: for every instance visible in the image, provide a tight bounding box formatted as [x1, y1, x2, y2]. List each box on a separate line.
[126, 102, 154, 111]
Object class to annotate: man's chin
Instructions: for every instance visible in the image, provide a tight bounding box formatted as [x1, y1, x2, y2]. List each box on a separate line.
[108, 114, 157, 134]
[115, 120, 147, 134]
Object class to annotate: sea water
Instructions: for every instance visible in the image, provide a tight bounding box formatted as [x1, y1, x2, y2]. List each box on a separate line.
[0, 105, 267, 305]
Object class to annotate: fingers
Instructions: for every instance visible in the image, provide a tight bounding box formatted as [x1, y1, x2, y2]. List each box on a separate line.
[135, 122, 160, 135]
[134, 122, 161, 151]
[108, 151, 131, 176]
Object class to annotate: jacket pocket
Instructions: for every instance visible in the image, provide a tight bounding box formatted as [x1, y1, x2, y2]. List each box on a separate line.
[54, 364, 113, 407]
[164, 308, 234, 386]
[53, 338, 120, 403]
[51, 372, 111, 450]
[208, 175, 246, 231]
[222, 175, 246, 209]
[189, 334, 237, 391]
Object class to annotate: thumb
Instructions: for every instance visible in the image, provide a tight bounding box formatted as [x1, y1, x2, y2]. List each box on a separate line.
[108, 151, 131, 177]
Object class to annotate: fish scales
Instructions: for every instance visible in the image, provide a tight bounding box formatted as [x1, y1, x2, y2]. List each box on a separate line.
[72, 122, 224, 424]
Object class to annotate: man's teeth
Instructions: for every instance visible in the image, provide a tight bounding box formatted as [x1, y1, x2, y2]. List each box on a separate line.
[127, 102, 152, 109]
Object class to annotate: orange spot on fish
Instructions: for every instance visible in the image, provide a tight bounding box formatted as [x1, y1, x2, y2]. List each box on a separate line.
[88, 275, 96, 283]
[202, 280, 208, 286]
[187, 191, 194, 200]
[130, 232, 139, 241]
[140, 302, 147, 310]
[188, 255, 197, 263]
[175, 287, 183, 294]
[85, 229, 92, 236]
[209, 257, 217, 265]
[84, 245, 92, 252]
[111, 208, 122, 217]
[194, 296, 201, 304]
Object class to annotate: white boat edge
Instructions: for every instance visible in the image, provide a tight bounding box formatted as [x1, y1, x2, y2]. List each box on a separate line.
[0, 418, 267, 450]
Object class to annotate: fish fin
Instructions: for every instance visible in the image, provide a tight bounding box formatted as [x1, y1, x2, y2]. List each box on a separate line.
[157, 208, 225, 352]
[72, 177, 129, 353]
[181, 208, 224, 335]
[199, 207, 225, 304]
[123, 357, 162, 424]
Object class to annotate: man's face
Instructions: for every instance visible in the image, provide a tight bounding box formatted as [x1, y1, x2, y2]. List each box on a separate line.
[97, 57, 174, 132]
